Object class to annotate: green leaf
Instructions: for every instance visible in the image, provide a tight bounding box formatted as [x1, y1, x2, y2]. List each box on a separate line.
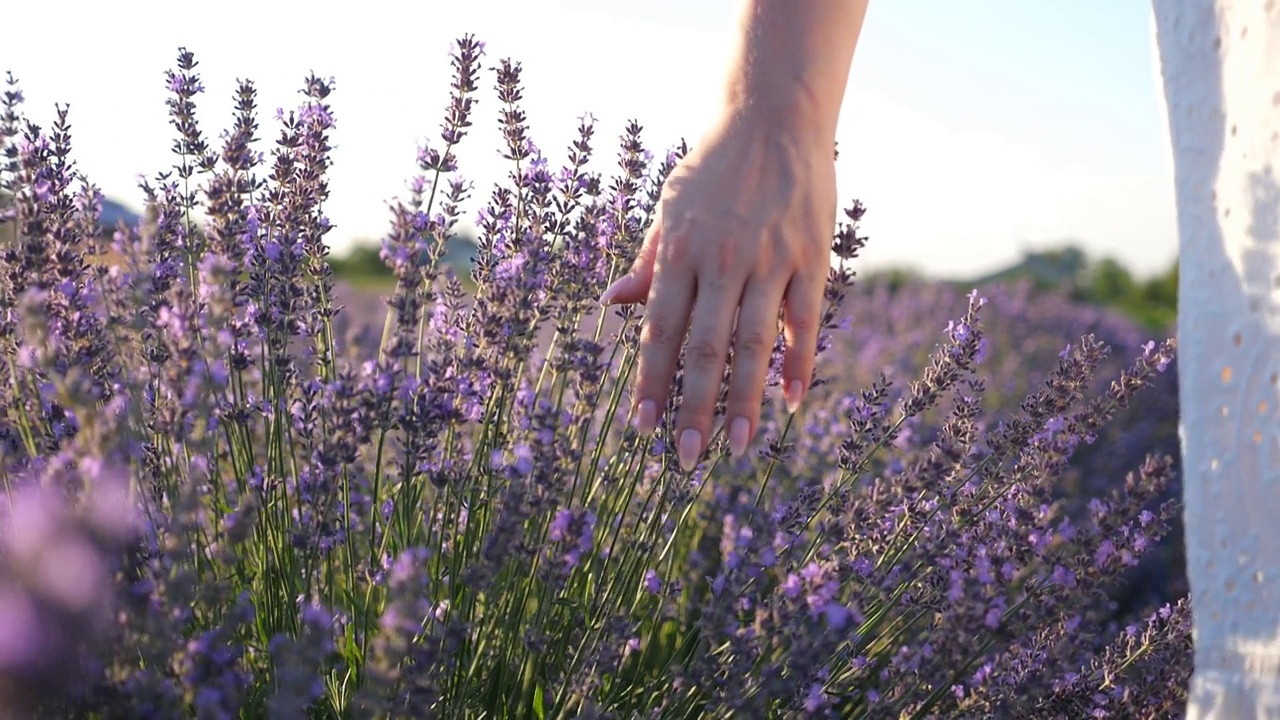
[533, 684, 546, 720]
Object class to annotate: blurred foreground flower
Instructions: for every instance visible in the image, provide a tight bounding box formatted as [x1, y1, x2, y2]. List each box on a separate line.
[0, 459, 139, 716]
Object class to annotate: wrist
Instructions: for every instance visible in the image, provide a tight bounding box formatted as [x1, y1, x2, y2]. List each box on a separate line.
[718, 0, 870, 145]
[721, 79, 841, 144]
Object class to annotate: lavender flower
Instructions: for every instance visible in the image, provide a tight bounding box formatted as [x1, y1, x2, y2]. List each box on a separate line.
[0, 38, 1190, 719]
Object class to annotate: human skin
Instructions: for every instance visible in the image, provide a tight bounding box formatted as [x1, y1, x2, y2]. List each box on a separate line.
[598, 0, 871, 472]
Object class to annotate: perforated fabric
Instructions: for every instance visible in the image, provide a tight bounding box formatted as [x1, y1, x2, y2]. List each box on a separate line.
[1151, 1, 1280, 716]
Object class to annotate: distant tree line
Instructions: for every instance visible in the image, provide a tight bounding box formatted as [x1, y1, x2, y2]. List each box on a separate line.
[327, 239, 1177, 331]
[1071, 256, 1177, 331]
[326, 243, 390, 279]
[327, 230, 479, 287]
[2, 196, 1178, 332]
[866, 245, 1178, 332]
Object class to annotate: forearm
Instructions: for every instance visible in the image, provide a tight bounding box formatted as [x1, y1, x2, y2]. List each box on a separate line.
[723, 0, 870, 139]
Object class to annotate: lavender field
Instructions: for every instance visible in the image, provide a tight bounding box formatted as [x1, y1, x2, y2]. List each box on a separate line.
[0, 38, 1190, 718]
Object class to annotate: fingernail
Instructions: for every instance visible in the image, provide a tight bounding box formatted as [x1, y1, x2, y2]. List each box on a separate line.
[677, 428, 702, 472]
[633, 399, 657, 436]
[785, 380, 805, 414]
[728, 416, 751, 458]
[598, 275, 629, 306]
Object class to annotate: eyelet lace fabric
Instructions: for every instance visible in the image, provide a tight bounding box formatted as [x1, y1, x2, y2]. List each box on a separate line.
[1152, 0, 1280, 716]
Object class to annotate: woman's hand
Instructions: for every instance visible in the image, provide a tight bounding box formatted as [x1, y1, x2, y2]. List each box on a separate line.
[599, 108, 837, 471]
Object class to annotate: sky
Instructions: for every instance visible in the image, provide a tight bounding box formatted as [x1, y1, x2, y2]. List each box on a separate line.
[2, 1, 1176, 280]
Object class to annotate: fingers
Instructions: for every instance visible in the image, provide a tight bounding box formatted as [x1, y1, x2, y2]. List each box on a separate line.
[722, 275, 787, 458]
[672, 274, 741, 471]
[609, 203, 830, 470]
[629, 234, 695, 442]
[780, 269, 826, 414]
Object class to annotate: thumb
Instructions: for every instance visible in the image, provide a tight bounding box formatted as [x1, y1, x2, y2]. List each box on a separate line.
[599, 220, 661, 306]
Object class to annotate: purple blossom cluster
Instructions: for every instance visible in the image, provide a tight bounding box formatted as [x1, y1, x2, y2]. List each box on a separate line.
[0, 39, 1190, 718]
[794, 276, 1186, 624]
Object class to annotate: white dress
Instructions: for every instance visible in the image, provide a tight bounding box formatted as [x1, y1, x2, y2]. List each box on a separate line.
[1152, 0, 1280, 716]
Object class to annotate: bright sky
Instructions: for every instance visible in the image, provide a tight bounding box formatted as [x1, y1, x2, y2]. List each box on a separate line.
[3, 1, 1175, 280]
